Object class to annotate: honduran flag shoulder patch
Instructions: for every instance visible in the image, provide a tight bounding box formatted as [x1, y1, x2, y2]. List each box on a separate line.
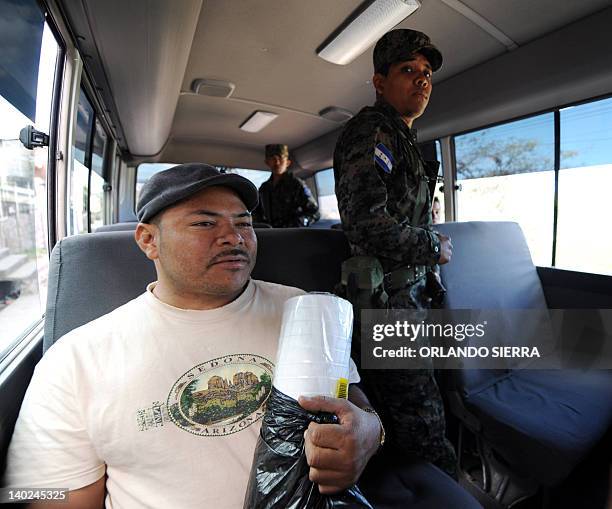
[374, 143, 394, 174]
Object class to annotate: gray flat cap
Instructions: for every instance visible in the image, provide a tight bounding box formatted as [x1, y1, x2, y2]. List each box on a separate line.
[136, 163, 259, 223]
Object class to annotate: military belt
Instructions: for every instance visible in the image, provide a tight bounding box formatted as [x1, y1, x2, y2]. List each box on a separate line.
[384, 265, 427, 291]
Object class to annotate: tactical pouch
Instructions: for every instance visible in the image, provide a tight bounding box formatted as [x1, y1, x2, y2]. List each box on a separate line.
[425, 270, 446, 309]
[339, 256, 388, 312]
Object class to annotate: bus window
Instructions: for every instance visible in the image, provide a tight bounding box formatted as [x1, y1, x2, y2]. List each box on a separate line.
[90, 119, 108, 231]
[219, 167, 270, 189]
[419, 139, 445, 224]
[432, 139, 445, 224]
[314, 168, 340, 221]
[455, 113, 555, 266]
[135, 163, 269, 207]
[135, 163, 177, 205]
[68, 88, 113, 234]
[0, 12, 60, 355]
[557, 96, 612, 275]
[69, 88, 94, 235]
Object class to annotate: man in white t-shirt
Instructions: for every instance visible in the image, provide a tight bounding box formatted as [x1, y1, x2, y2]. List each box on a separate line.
[3, 164, 382, 508]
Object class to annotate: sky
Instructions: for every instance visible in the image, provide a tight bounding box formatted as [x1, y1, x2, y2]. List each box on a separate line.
[455, 97, 612, 178]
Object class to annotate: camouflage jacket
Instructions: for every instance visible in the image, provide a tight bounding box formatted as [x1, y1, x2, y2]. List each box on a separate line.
[334, 99, 441, 272]
[253, 172, 320, 228]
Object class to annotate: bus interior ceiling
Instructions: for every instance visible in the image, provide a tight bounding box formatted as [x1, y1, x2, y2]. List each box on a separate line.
[57, 0, 612, 175]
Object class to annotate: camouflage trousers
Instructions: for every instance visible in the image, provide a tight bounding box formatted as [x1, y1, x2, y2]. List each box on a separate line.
[353, 277, 457, 477]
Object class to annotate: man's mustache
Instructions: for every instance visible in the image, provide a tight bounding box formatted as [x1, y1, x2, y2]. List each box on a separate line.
[208, 249, 252, 266]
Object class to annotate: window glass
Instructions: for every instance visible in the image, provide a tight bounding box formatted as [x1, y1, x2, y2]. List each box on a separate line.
[432, 140, 445, 224]
[135, 164, 270, 207]
[0, 20, 59, 356]
[455, 113, 555, 266]
[220, 167, 269, 189]
[69, 91, 112, 233]
[557, 97, 612, 275]
[90, 120, 107, 231]
[69, 159, 89, 234]
[91, 119, 107, 176]
[73, 89, 93, 166]
[68, 89, 94, 234]
[315, 168, 339, 221]
[417, 140, 445, 224]
[135, 163, 177, 205]
[90, 171, 105, 232]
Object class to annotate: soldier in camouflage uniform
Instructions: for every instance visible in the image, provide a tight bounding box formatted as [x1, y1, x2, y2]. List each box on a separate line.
[253, 144, 320, 227]
[334, 30, 456, 475]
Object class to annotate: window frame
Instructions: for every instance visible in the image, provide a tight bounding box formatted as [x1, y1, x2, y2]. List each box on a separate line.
[69, 83, 113, 233]
[133, 164, 272, 216]
[44, 11, 67, 250]
[448, 92, 612, 272]
[0, 3, 66, 361]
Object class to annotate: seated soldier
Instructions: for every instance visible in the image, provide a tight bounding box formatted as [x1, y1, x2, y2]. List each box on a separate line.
[2, 164, 379, 508]
[253, 144, 320, 227]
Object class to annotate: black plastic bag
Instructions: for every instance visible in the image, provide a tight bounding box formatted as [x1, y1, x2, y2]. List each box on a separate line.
[244, 387, 373, 509]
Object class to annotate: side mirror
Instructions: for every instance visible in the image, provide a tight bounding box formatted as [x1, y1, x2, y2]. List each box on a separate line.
[19, 125, 49, 150]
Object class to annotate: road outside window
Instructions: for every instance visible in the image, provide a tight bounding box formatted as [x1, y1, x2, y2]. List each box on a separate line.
[0, 22, 59, 356]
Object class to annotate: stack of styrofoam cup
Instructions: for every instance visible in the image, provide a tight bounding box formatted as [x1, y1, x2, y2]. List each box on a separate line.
[273, 293, 354, 400]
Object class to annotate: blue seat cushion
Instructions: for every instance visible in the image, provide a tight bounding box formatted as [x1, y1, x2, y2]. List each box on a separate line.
[465, 369, 612, 485]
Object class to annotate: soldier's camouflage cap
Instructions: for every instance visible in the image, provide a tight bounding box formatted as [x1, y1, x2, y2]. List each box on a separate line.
[265, 144, 289, 158]
[373, 29, 443, 74]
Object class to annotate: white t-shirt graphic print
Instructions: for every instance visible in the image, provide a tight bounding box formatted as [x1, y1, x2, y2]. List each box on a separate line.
[5, 280, 359, 508]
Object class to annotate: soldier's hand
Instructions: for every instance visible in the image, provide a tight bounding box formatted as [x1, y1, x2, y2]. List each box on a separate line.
[438, 233, 453, 264]
[299, 395, 380, 495]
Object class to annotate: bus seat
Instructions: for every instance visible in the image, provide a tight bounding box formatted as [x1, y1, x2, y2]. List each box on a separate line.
[435, 221, 612, 493]
[44, 231, 157, 352]
[95, 222, 138, 232]
[41, 227, 482, 508]
[251, 227, 350, 291]
[44, 228, 350, 352]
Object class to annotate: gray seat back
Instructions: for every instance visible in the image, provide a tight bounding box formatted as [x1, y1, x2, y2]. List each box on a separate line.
[435, 221, 547, 309]
[44, 231, 157, 352]
[94, 221, 138, 232]
[44, 228, 350, 352]
[434, 221, 548, 393]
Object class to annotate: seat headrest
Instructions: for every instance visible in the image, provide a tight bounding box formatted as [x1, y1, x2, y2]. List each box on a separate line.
[44, 228, 351, 352]
[435, 221, 547, 309]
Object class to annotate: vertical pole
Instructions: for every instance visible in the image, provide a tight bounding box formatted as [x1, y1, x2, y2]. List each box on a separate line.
[440, 136, 457, 221]
[552, 110, 560, 267]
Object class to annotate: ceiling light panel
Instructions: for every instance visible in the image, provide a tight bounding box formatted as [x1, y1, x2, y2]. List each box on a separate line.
[318, 0, 421, 65]
[239, 111, 278, 132]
